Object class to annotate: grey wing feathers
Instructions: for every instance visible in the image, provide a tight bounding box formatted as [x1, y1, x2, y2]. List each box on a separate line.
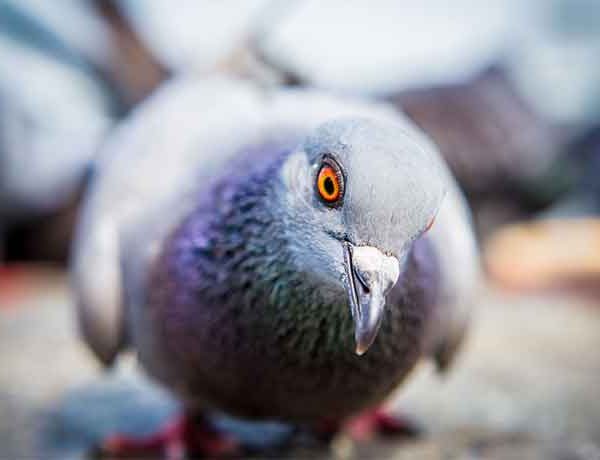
[71, 206, 125, 365]
[427, 167, 480, 372]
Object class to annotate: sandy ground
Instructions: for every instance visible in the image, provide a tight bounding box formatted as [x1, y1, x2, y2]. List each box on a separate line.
[1, 266, 599, 459]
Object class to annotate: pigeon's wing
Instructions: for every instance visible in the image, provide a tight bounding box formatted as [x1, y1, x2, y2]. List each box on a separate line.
[70, 111, 151, 365]
[69, 77, 255, 365]
[427, 169, 480, 372]
[72, 196, 124, 365]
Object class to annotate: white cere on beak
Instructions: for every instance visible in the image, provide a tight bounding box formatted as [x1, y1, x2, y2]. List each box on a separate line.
[351, 246, 400, 297]
[346, 245, 401, 355]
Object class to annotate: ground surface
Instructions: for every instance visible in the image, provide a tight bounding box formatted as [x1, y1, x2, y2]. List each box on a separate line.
[1, 266, 599, 459]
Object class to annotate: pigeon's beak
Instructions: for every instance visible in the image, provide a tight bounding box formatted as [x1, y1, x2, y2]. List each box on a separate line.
[343, 242, 400, 355]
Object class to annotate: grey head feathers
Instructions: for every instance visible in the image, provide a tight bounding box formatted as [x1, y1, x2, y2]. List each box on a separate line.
[278, 117, 446, 294]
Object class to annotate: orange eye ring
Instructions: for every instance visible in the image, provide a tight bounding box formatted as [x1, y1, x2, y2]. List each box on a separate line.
[316, 161, 343, 204]
[424, 216, 436, 233]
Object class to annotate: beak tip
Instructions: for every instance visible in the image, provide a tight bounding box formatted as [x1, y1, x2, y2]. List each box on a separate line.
[344, 244, 400, 358]
[354, 336, 374, 356]
[355, 345, 368, 356]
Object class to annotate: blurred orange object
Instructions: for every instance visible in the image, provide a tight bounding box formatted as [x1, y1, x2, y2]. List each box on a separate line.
[0, 265, 29, 308]
[484, 218, 600, 291]
[0, 264, 63, 310]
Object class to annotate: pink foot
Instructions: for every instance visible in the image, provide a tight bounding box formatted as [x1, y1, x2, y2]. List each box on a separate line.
[98, 413, 239, 459]
[0, 265, 28, 308]
[316, 409, 420, 443]
[344, 409, 420, 441]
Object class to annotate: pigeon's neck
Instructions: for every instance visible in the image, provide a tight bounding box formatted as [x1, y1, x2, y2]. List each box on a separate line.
[162, 146, 353, 338]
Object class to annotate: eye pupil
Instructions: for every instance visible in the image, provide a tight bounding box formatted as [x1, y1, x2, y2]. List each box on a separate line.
[324, 177, 335, 195]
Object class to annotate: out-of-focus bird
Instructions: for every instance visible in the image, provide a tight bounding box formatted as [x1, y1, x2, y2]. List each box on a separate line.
[0, 2, 116, 262]
[72, 76, 478, 457]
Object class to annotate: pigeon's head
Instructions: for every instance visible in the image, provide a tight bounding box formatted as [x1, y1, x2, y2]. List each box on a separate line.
[278, 117, 446, 355]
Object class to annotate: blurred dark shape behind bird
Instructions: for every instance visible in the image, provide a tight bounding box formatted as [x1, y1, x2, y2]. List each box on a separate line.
[389, 66, 573, 233]
[544, 125, 600, 218]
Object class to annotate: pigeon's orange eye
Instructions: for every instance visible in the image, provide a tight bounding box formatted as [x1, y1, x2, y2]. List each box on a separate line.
[316, 161, 343, 204]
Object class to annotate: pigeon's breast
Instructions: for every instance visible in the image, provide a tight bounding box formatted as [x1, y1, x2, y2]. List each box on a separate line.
[142, 224, 439, 422]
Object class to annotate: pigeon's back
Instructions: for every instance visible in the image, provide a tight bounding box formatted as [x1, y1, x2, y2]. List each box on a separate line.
[72, 76, 405, 364]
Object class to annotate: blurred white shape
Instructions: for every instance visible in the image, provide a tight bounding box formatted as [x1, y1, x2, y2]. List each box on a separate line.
[0, 34, 113, 218]
[116, 0, 271, 72]
[507, 0, 600, 122]
[511, 39, 600, 123]
[3, 0, 114, 70]
[259, 0, 533, 93]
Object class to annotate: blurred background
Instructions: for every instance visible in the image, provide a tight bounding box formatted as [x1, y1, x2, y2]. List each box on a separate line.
[0, 1, 599, 459]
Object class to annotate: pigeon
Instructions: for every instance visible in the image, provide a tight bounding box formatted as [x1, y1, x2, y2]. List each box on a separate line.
[72, 76, 478, 457]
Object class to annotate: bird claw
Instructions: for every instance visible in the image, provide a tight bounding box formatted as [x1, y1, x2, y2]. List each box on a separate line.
[344, 409, 421, 441]
[97, 414, 240, 459]
[315, 409, 420, 443]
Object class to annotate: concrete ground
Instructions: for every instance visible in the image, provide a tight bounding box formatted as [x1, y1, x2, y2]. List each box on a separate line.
[1, 266, 599, 459]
